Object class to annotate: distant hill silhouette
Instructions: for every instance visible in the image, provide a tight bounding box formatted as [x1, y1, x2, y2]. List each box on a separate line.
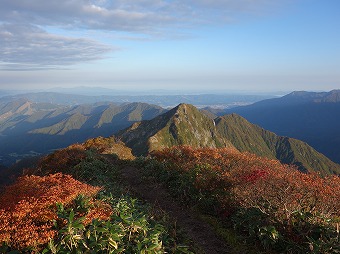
[0, 91, 274, 107]
[219, 90, 340, 164]
[0, 99, 166, 166]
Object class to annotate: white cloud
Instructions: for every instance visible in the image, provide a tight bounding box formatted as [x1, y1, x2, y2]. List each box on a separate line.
[0, 0, 285, 70]
[0, 23, 112, 70]
[0, 0, 284, 31]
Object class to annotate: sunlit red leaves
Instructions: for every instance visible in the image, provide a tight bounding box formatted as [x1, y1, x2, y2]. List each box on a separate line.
[27, 145, 87, 176]
[240, 169, 269, 183]
[152, 145, 238, 172]
[81, 136, 134, 159]
[28, 137, 133, 177]
[82, 200, 113, 225]
[0, 173, 111, 251]
[152, 146, 340, 228]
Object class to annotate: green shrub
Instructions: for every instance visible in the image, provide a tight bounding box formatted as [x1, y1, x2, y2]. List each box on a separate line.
[44, 195, 192, 254]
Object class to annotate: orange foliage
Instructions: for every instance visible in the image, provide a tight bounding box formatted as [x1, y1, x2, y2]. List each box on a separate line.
[153, 146, 340, 223]
[24, 145, 87, 176]
[0, 173, 111, 251]
[83, 136, 135, 160]
[38, 145, 87, 174]
[232, 164, 340, 220]
[28, 137, 133, 177]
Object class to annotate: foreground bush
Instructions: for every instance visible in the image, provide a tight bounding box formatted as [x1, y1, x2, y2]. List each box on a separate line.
[0, 173, 109, 252]
[46, 195, 191, 254]
[82, 136, 135, 160]
[145, 146, 340, 253]
[0, 147, 192, 253]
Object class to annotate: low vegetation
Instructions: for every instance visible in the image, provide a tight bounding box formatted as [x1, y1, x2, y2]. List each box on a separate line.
[0, 173, 107, 251]
[137, 146, 340, 253]
[0, 145, 192, 253]
[1, 140, 339, 253]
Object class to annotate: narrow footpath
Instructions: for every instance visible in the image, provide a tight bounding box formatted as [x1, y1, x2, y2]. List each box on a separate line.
[121, 166, 231, 254]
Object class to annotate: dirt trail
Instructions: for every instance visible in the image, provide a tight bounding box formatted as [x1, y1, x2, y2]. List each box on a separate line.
[121, 166, 230, 254]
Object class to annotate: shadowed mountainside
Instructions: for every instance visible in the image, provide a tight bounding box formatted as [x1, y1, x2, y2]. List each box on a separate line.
[0, 99, 166, 166]
[221, 90, 340, 164]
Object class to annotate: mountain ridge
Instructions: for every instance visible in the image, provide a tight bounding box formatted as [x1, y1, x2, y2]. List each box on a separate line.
[119, 103, 340, 175]
[223, 90, 340, 163]
[0, 100, 166, 166]
[119, 104, 234, 156]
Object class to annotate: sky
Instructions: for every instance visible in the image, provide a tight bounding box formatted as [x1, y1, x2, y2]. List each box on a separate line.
[0, 0, 339, 93]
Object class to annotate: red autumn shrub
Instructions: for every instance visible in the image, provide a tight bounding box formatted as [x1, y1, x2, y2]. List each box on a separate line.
[152, 146, 340, 227]
[231, 162, 340, 221]
[0, 173, 111, 251]
[29, 145, 87, 175]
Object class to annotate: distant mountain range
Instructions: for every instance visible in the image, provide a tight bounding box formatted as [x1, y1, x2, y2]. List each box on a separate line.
[0, 91, 274, 108]
[213, 90, 340, 164]
[0, 99, 166, 165]
[119, 103, 340, 176]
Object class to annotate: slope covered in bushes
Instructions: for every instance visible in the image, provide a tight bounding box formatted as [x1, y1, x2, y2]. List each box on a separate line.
[1, 139, 339, 253]
[0, 173, 107, 251]
[138, 146, 340, 253]
[0, 143, 193, 253]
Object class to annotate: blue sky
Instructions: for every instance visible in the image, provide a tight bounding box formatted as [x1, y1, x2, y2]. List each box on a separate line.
[0, 0, 339, 92]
